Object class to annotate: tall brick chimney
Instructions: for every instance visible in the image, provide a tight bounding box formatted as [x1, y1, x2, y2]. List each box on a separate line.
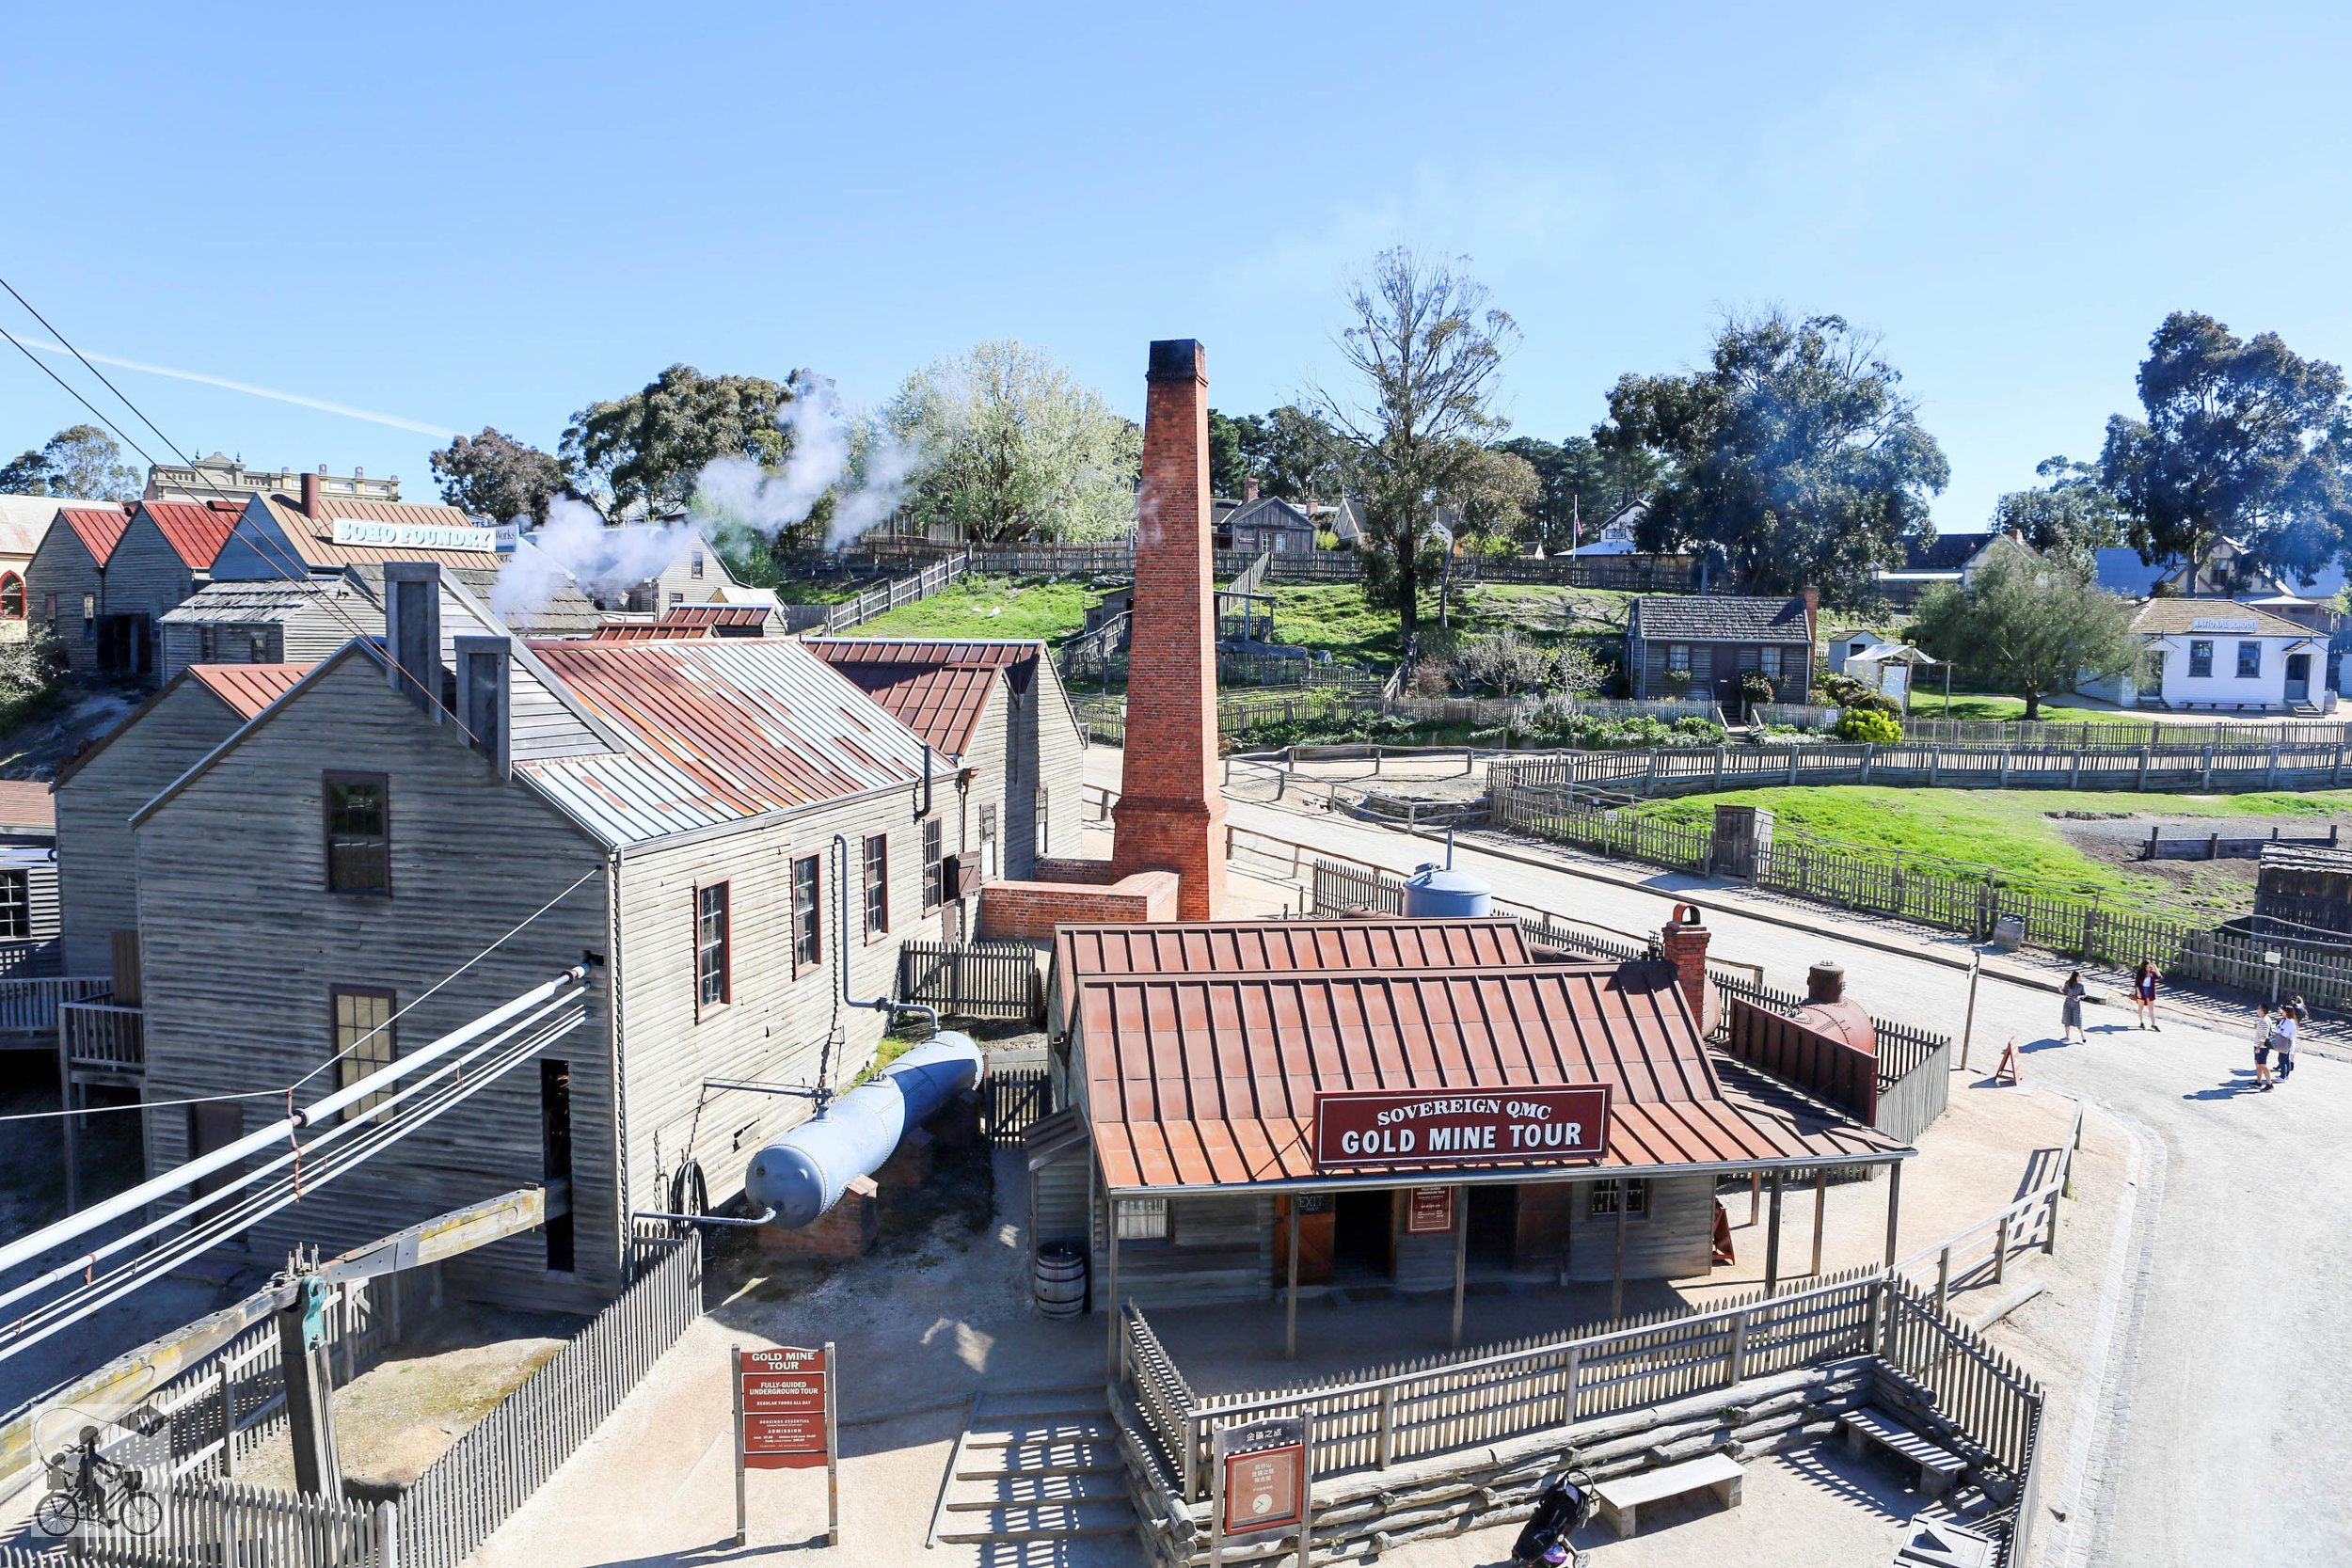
[1110, 340, 1226, 920]
[300, 470, 322, 518]
[1658, 903, 1714, 1032]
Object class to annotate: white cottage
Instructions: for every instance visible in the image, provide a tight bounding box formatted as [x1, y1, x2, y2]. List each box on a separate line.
[2081, 599, 2329, 713]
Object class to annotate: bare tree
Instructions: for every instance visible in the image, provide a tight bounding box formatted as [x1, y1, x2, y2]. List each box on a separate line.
[1311, 249, 1518, 656]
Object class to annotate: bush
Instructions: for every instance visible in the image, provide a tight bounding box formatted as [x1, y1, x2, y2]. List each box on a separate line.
[1816, 672, 1899, 717]
[1736, 670, 1776, 711]
[1490, 698, 1726, 751]
[1836, 707, 1902, 745]
[1455, 628, 1551, 696]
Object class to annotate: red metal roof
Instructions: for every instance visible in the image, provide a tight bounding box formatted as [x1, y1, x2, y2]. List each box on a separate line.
[187, 663, 316, 721]
[591, 622, 711, 641]
[1075, 962, 1902, 1191]
[803, 637, 1037, 668]
[58, 506, 133, 566]
[802, 639, 1042, 758]
[137, 501, 240, 570]
[0, 781, 54, 832]
[657, 604, 770, 628]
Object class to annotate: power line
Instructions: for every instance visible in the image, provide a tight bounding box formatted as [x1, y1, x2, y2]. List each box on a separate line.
[0, 277, 198, 470]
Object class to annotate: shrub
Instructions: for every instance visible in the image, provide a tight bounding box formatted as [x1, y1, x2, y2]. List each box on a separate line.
[1736, 670, 1776, 711]
[1456, 628, 1551, 696]
[1836, 707, 1902, 745]
[1816, 672, 1899, 717]
[1661, 667, 1692, 695]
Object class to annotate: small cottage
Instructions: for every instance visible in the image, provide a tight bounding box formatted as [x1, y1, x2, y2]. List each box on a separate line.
[2078, 599, 2328, 712]
[1626, 593, 1818, 706]
[24, 503, 134, 674]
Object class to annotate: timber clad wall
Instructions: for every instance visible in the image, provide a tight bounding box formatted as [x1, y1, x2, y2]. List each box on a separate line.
[57, 683, 248, 975]
[1091, 1190, 1276, 1310]
[25, 527, 106, 674]
[135, 657, 620, 1312]
[103, 517, 206, 659]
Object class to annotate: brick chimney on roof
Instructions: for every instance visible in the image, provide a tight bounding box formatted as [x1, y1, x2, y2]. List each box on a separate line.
[300, 470, 322, 518]
[1110, 340, 1226, 919]
[1244, 475, 1259, 502]
[1658, 903, 1714, 1033]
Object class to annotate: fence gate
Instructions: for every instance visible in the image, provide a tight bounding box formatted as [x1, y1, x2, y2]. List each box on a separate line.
[898, 941, 1042, 1022]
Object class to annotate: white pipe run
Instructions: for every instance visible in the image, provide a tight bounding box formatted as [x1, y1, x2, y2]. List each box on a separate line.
[0, 967, 588, 1279]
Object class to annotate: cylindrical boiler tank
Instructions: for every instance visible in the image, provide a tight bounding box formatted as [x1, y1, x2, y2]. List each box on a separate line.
[1403, 862, 1492, 918]
[744, 1033, 985, 1227]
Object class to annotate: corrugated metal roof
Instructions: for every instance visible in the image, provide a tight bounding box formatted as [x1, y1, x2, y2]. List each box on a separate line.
[590, 623, 712, 641]
[1629, 595, 1812, 643]
[518, 640, 933, 843]
[186, 663, 316, 721]
[1076, 963, 1900, 1190]
[0, 496, 64, 559]
[58, 505, 134, 566]
[160, 578, 363, 624]
[658, 604, 771, 628]
[260, 497, 506, 569]
[138, 501, 241, 569]
[803, 639, 1043, 758]
[0, 781, 54, 833]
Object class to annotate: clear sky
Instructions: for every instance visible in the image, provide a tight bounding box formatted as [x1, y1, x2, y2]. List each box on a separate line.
[5, 1, 2345, 532]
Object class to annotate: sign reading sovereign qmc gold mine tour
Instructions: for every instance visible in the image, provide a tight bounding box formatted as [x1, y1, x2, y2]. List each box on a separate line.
[1311, 1085, 1612, 1171]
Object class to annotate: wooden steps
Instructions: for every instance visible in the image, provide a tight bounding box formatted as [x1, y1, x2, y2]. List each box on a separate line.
[929, 1386, 1136, 1547]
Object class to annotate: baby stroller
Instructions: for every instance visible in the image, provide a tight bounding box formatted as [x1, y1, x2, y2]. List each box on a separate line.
[1510, 1470, 1596, 1567]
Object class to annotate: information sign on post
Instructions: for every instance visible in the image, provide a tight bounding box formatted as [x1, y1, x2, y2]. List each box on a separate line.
[1210, 1415, 1312, 1568]
[734, 1343, 838, 1546]
[1406, 1186, 1455, 1234]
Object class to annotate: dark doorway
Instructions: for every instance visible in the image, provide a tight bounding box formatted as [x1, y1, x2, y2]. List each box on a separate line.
[2287, 653, 2312, 703]
[541, 1059, 574, 1273]
[96, 615, 152, 678]
[1467, 1186, 1518, 1271]
[1332, 1190, 1392, 1278]
[188, 1102, 244, 1223]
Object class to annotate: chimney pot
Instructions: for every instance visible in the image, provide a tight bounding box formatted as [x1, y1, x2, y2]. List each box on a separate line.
[1657, 903, 1713, 1030]
[1807, 961, 1845, 1004]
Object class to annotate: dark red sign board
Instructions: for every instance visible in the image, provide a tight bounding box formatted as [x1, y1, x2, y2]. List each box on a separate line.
[1311, 1085, 1612, 1171]
[1406, 1186, 1454, 1234]
[1222, 1441, 1307, 1535]
[741, 1346, 829, 1471]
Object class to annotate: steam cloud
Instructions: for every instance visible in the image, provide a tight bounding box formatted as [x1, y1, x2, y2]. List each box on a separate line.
[490, 383, 921, 621]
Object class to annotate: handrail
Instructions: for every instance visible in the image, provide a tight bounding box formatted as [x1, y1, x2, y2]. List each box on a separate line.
[1894, 1094, 2085, 1282]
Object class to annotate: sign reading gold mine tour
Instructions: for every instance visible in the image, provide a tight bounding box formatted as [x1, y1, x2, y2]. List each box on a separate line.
[1311, 1085, 1612, 1171]
[739, 1346, 829, 1470]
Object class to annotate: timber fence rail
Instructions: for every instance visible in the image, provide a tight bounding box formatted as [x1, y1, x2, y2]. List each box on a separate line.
[1492, 781, 2352, 1010]
[0, 977, 108, 1035]
[898, 940, 1042, 1022]
[1891, 1097, 2085, 1319]
[8, 1479, 389, 1567]
[814, 555, 969, 633]
[985, 1067, 1050, 1145]
[1902, 716, 2352, 750]
[395, 1229, 703, 1568]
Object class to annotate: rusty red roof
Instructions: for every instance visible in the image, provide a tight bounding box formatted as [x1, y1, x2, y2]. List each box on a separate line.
[657, 604, 770, 628]
[186, 663, 316, 721]
[590, 622, 711, 641]
[804, 637, 1037, 667]
[58, 506, 133, 565]
[0, 781, 54, 832]
[138, 501, 241, 570]
[1074, 963, 1903, 1191]
[259, 496, 505, 569]
[802, 638, 1041, 758]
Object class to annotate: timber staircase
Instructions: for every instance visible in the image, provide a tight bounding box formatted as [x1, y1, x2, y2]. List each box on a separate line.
[929, 1384, 1136, 1545]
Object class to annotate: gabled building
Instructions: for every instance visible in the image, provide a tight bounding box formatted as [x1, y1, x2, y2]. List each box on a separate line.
[24, 503, 134, 673]
[0, 496, 63, 640]
[1214, 493, 1318, 555]
[2078, 598, 2328, 713]
[1625, 593, 1818, 706]
[84, 500, 244, 680]
[212, 479, 507, 582]
[112, 578, 1081, 1309]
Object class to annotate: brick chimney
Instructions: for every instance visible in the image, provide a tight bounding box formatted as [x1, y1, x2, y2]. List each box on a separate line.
[1110, 340, 1226, 920]
[1801, 584, 1819, 647]
[1658, 903, 1712, 1029]
[1244, 475, 1259, 502]
[300, 470, 322, 518]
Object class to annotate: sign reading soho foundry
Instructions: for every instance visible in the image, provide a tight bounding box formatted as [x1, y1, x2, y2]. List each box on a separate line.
[1311, 1085, 1613, 1171]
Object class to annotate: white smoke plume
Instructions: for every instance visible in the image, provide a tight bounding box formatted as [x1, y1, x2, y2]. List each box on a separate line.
[491, 496, 698, 619]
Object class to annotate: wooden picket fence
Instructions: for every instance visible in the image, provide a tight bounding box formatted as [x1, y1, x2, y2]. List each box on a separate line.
[986, 1067, 1051, 1145]
[0, 1479, 388, 1567]
[898, 940, 1041, 1021]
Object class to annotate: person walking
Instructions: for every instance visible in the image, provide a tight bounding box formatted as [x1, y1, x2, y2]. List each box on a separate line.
[2252, 1004, 2274, 1089]
[2273, 1005, 2300, 1086]
[2061, 971, 2089, 1045]
[2134, 960, 2163, 1031]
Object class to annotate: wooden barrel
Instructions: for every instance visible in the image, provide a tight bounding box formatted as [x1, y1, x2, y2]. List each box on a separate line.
[1034, 1244, 1088, 1320]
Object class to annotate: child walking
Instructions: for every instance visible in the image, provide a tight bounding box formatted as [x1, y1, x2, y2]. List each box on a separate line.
[2273, 1005, 2300, 1086]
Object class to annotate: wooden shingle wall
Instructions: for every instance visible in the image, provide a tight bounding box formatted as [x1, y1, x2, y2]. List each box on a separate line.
[24, 527, 105, 674]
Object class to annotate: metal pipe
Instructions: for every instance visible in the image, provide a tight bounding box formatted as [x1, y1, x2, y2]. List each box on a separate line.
[834, 832, 940, 1040]
[0, 969, 589, 1279]
[631, 1207, 777, 1229]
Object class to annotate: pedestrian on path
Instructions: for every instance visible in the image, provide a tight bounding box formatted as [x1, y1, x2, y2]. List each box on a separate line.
[2274, 1006, 2300, 1086]
[2252, 1005, 2274, 1089]
[2062, 971, 2089, 1044]
[2134, 960, 2163, 1031]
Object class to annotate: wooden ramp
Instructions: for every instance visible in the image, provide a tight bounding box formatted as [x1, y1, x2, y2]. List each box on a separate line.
[929, 1385, 1136, 1546]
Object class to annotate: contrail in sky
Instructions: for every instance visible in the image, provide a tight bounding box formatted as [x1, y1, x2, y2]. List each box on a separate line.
[15, 336, 461, 438]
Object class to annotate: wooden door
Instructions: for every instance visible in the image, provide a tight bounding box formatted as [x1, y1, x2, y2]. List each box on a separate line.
[1270, 1196, 1335, 1286]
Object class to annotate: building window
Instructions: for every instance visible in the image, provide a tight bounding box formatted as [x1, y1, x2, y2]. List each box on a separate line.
[199, 626, 216, 662]
[1116, 1197, 1169, 1242]
[323, 773, 391, 894]
[2238, 641, 2262, 679]
[0, 870, 27, 940]
[695, 882, 730, 1015]
[922, 818, 944, 911]
[43, 594, 56, 627]
[1759, 646, 1782, 679]
[247, 628, 270, 662]
[2188, 640, 2213, 678]
[82, 593, 96, 638]
[1588, 1179, 1649, 1219]
[1035, 786, 1049, 858]
[791, 855, 821, 972]
[1666, 644, 1691, 673]
[691, 549, 705, 579]
[979, 804, 998, 880]
[332, 987, 397, 1121]
[0, 575, 22, 620]
[862, 833, 889, 939]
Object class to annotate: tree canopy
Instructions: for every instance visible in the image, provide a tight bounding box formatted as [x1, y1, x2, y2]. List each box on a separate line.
[1491, 433, 1661, 553]
[0, 424, 140, 500]
[885, 341, 1139, 544]
[560, 365, 798, 520]
[1600, 310, 1947, 598]
[1311, 247, 1518, 650]
[1990, 456, 2123, 571]
[1209, 405, 1354, 502]
[429, 427, 568, 525]
[1910, 552, 2137, 721]
[2099, 310, 2352, 584]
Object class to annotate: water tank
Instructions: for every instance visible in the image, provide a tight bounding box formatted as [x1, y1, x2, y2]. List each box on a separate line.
[1403, 862, 1492, 918]
[744, 1033, 985, 1227]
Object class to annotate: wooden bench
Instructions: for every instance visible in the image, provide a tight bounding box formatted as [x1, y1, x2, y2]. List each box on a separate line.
[1840, 1408, 1965, 1497]
[1592, 1452, 1743, 1539]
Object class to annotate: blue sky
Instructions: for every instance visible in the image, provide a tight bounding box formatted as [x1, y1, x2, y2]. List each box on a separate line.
[4, 2, 2345, 533]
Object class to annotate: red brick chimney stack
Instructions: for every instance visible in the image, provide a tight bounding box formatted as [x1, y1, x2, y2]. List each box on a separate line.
[1110, 340, 1226, 920]
[1659, 903, 1713, 1029]
[1244, 475, 1259, 502]
[300, 470, 322, 518]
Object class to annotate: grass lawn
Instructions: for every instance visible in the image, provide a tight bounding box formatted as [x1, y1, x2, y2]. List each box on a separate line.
[1262, 581, 1629, 673]
[1637, 784, 2352, 917]
[1899, 690, 2149, 725]
[838, 575, 1095, 641]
